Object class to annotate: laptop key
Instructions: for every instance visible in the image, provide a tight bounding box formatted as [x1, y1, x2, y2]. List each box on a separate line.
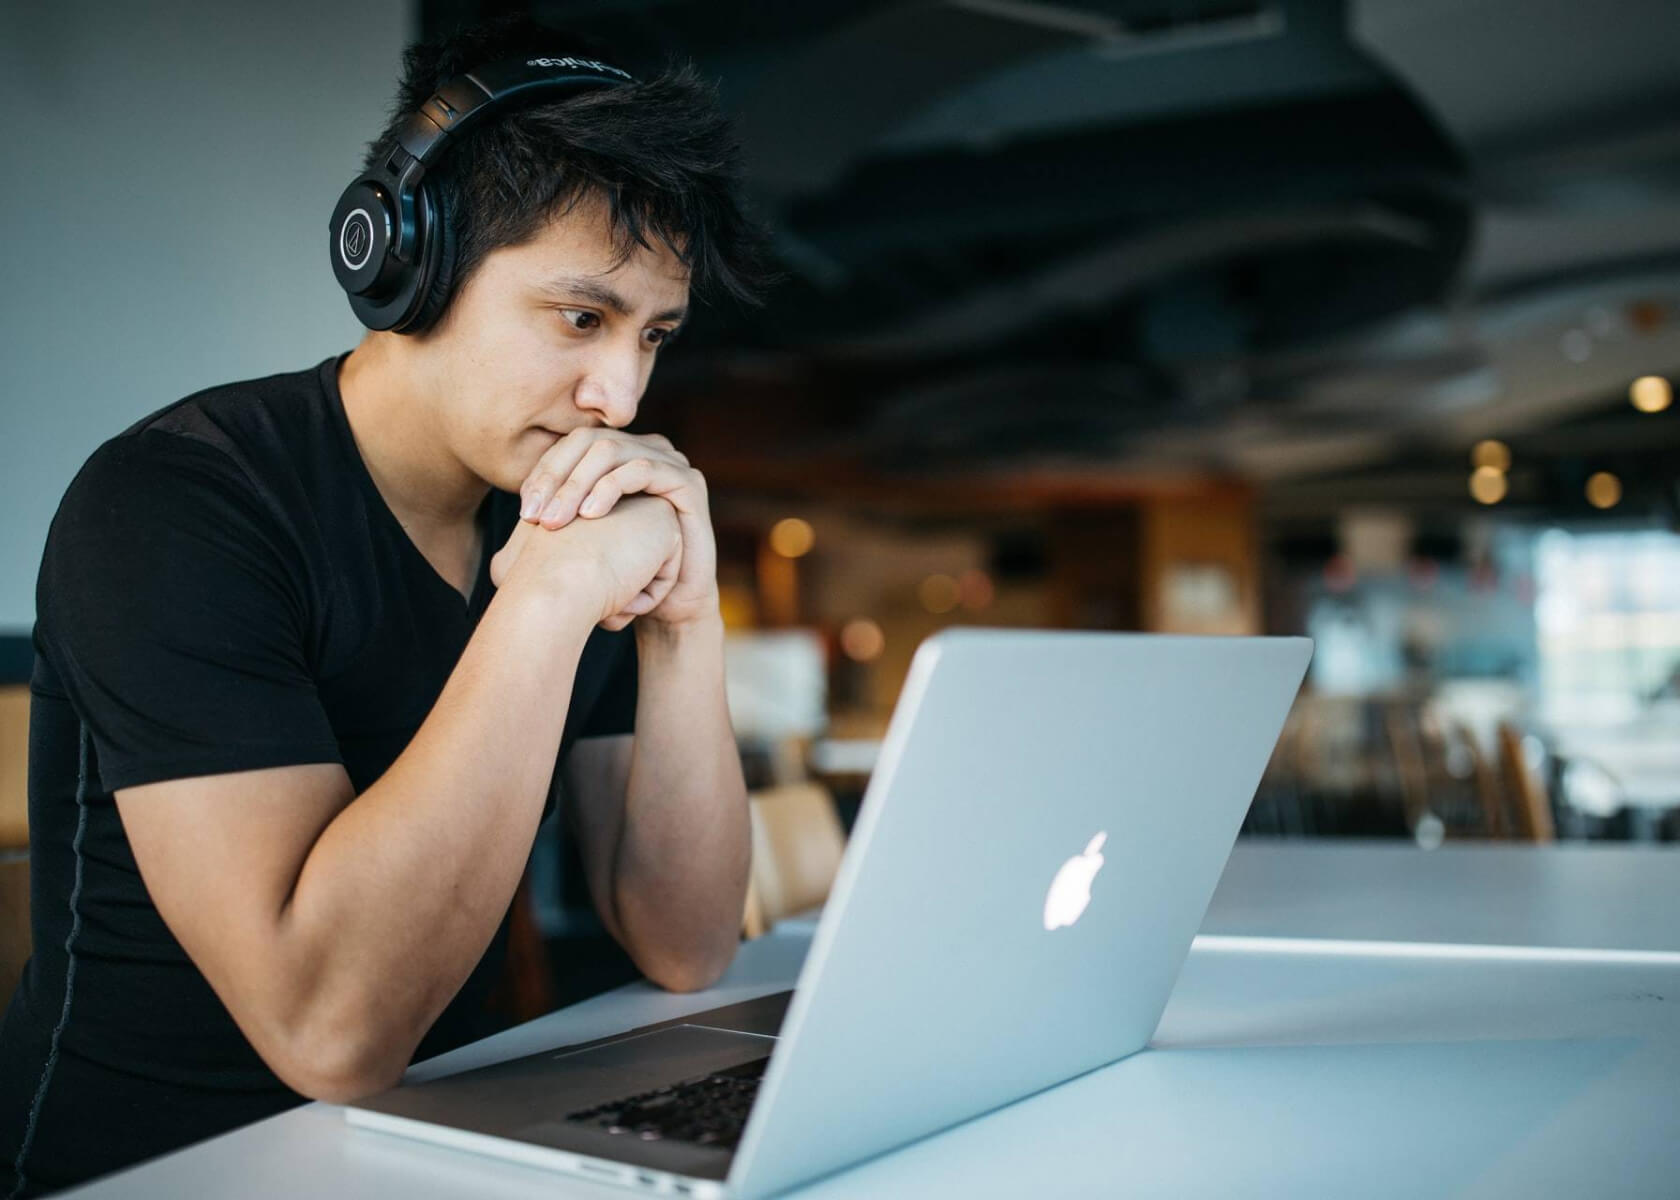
[565, 1056, 771, 1150]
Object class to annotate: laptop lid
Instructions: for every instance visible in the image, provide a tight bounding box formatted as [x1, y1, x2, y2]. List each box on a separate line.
[728, 629, 1311, 1197]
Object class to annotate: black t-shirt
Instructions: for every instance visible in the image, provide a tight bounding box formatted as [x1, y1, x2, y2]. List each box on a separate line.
[0, 355, 636, 1196]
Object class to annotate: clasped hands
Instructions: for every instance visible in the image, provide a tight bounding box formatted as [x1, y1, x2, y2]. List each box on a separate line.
[489, 428, 717, 632]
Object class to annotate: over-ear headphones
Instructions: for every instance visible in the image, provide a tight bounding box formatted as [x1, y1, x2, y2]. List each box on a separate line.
[329, 54, 637, 334]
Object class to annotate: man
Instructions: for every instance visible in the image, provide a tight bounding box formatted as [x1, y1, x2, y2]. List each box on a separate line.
[0, 17, 771, 1195]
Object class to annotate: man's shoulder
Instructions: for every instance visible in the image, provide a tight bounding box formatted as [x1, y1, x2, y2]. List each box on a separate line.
[113, 356, 338, 460]
[54, 357, 346, 552]
[70, 356, 343, 504]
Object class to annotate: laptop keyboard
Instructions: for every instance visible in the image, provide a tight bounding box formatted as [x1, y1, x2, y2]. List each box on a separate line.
[564, 1055, 770, 1151]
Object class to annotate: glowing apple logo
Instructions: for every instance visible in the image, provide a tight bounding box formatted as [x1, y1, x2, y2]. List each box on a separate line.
[1043, 831, 1107, 931]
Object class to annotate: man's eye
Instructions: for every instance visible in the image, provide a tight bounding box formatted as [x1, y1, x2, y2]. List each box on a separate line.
[644, 327, 675, 348]
[560, 309, 600, 331]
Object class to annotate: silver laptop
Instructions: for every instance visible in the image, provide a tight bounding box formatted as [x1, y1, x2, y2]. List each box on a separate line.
[347, 629, 1312, 1197]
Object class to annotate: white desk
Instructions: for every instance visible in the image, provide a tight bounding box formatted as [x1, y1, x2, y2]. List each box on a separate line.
[775, 839, 1680, 957]
[1202, 840, 1680, 956]
[69, 844, 1680, 1198]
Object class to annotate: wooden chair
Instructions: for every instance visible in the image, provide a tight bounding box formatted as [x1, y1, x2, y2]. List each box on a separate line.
[0, 687, 30, 1010]
[1383, 702, 1433, 836]
[1496, 722, 1556, 843]
[742, 783, 846, 940]
[0, 853, 29, 1010]
[1449, 721, 1509, 839]
[0, 686, 30, 850]
[484, 872, 555, 1027]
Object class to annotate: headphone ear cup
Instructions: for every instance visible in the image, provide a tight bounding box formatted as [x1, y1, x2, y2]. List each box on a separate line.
[402, 180, 460, 335]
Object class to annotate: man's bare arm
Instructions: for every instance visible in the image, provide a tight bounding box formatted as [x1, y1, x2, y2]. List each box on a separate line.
[117, 498, 681, 1103]
[562, 613, 750, 992]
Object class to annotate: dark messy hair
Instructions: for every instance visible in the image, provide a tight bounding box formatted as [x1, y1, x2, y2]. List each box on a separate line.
[363, 15, 775, 330]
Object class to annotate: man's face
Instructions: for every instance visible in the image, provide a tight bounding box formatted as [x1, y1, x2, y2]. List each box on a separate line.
[417, 191, 691, 494]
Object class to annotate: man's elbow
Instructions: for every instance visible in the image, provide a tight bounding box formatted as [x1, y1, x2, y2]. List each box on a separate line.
[288, 1059, 405, 1105]
[641, 942, 738, 994]
[266, 1019, 409, 1104]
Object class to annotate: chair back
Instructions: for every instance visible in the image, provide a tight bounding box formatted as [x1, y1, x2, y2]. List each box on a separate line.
[1382, 703, 1431, 834]
[1496, 722, 1556, 843]
[0, 853, 29, 1009]
[1451, 721, 1510, 838]
[743, 782, 846, 939]
[0, 686, 29, 850]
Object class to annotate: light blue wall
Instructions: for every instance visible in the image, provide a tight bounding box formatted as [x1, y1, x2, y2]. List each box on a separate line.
[0, 0, 413, 633]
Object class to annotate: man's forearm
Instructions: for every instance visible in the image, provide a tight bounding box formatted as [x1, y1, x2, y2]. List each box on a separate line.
[614, 613, 752, 991]
[276, 580, 595, 1096]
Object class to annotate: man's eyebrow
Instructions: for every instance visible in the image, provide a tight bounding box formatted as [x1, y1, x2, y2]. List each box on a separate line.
[539, 276, 688, 325]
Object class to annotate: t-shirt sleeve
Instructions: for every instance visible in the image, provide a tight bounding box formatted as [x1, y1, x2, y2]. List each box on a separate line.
[576, 625, 638, 740]
[36, 432, 342, 792]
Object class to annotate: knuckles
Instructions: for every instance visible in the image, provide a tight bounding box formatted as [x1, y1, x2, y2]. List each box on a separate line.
[580, 440, 620, 469]
[522, 428, 704, 512]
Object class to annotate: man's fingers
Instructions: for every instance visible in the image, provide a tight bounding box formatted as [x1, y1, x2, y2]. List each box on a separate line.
[520, 429, 599, 520]
[596, 513, 682, 628]
[538, 440, 622, 527]
[521, 429, 689, 525]
[565, 458, 701, 525]
[575, 459, 659, 519]
[642, 433, 690, 466]
[613, 536, 680, 621]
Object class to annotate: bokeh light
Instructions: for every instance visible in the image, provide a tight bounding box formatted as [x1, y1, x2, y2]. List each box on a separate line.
[1629, 376, 1672, 414]
[1585, 471, 1622, 509]
[768, 517, 815, 558]
[1470, 439, 1511, 471]
[839, 618, 885, 662]
[957, 568, 995, 611]
[918, 574, 960, 614]
[1469, 466, 1508, 505]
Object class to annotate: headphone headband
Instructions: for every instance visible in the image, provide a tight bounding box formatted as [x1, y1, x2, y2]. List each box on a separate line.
[330, 53, 638, 333]
[396, 57, 636, 167]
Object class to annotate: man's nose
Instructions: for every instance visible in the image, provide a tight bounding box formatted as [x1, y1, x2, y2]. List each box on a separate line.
[574, 353, 642, 429]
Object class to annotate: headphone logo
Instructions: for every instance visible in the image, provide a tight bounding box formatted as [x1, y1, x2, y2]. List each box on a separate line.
[339, 209, 374, 271]
[526, 56, 633, 80]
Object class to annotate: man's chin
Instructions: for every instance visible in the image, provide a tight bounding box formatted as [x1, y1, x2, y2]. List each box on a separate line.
[485, 432, 561, 494]
[472, 460, 525, 497]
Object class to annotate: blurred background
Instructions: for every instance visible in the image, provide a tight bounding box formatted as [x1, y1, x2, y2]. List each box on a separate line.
[3, 0, 1679, 1009]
